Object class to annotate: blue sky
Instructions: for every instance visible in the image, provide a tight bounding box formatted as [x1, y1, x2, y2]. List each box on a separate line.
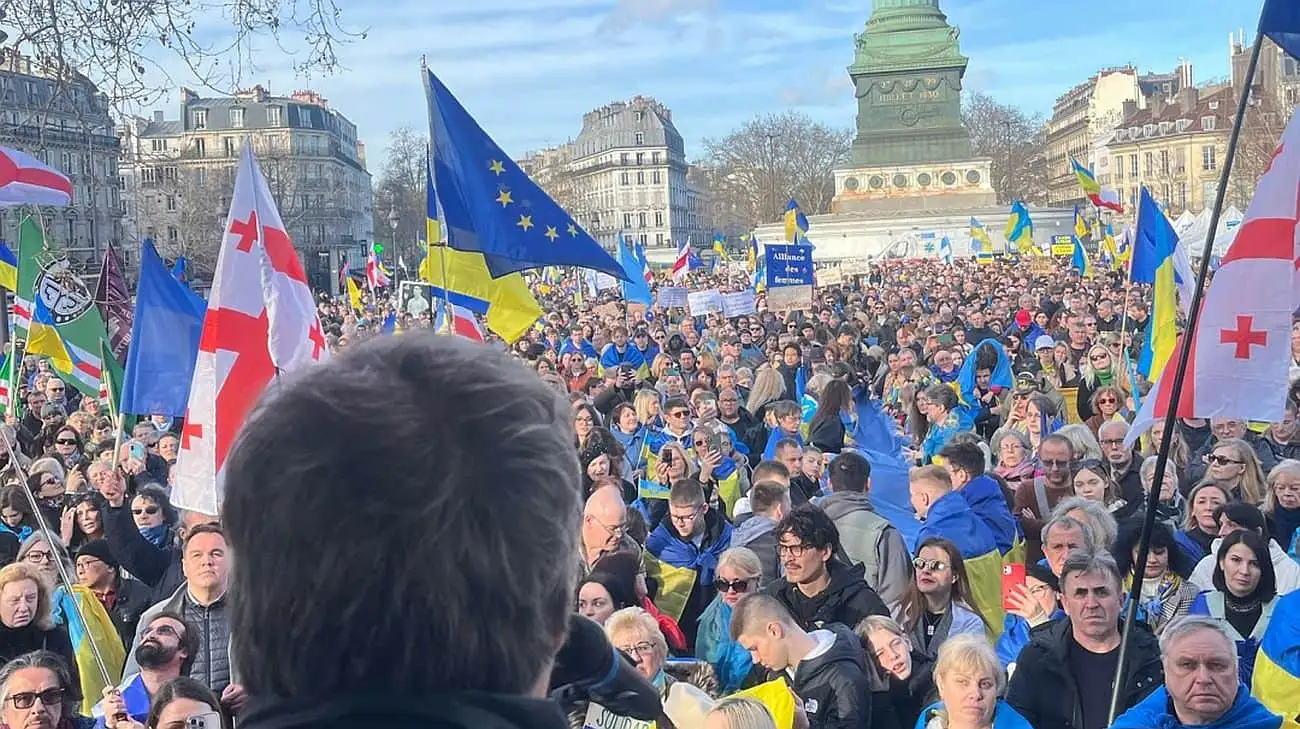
[214, 0, 1269, 171]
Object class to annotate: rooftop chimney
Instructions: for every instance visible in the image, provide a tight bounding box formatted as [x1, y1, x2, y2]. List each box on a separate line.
[1180, 86, 1199, 114]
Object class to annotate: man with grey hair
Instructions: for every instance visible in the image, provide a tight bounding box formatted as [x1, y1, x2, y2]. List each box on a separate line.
[1039, 513, 1094, 578]
[1098, 420, 1143, 503]
[1050, 496, 1119, 556]
[1111, 616, 1290, 728]
[1006, 550, 1163, 729]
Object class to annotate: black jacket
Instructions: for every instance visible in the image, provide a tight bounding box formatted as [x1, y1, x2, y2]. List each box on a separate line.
[1004, 618, 1163, 729]
[0, 623, 79, 700]
[107, 573, 153, 650]
[885, 650, 937, 729]
[241, 692, 570, 729]
[809, 416, 847, 454]
[103, 502, 184, 604]
[765, 559, 889, 632]
[791, 623, 874, 729]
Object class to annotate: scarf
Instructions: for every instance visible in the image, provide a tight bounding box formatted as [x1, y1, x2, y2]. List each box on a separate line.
[1126, 572, 1187, 632]
[139, 524, 170, 549]
[1273, 504, 1300, 555]
[1096, 368, 1114, 386]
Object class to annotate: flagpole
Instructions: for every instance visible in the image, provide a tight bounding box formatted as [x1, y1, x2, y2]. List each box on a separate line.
[1106, 20, 1266, 724]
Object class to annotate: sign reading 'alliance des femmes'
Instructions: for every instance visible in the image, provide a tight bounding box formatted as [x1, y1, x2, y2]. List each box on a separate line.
[764, 243, 815, 310]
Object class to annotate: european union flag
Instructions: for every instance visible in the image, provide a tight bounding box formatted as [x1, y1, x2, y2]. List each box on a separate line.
[1262, 0, 1300, 61]
[423, 69, 626, 280]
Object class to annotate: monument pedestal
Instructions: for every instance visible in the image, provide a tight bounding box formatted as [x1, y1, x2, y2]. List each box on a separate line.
[832, 158, 996, 214]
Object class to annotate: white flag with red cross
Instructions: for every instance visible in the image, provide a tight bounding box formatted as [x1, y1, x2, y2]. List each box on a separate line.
[1127, 113, 1300, 447]
[173, 141, 330, 516]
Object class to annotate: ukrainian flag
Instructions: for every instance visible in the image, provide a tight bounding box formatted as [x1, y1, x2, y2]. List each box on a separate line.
[712, 233, 729, 262]
[1073, 205, 1090, 240]
[426, 149, 442, 246]
[0, 242, 16, 290]
[1132, 188, 1178, 380]
[1005, 201, 1037, 256]
[743, 233, 758, 272]
[784, 200, 810, 244]
[27, 296, 76, 373]
[418, 245, 541, 343]
[1253, 589, 1300, 720]
[1071, 234, 1093, 278]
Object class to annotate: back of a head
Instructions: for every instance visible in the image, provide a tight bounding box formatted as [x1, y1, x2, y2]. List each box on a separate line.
[828, 452, 870, 493]
[223, 334, 581, 698]
[937, 441, 985, 477]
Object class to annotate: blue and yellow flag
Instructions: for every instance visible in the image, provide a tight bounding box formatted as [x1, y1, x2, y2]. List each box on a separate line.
[423, 69, 624, 279]
[0, 241, 16, 290]
[425, 149, 442, 246]
[1254, 589, 1300, 720]
[418, 245, 542, 344]
[970, 218, 994, 264]
[712, 233, 729, 262]
[783, 200, 810, 244]
[1004, 201, 1037, 256]
[743, 233, 758, 272]
[1133, 188, 1178, 380]
[1073, 205, 1090, 240]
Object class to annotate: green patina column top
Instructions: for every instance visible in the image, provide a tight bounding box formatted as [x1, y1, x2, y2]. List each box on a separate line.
[851, 0, 967, 75]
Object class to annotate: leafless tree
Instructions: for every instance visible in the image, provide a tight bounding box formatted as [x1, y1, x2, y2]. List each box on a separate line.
[370, 125, 429, 267]
[962, 91, 1049, 205]
[1227, 95, 1288, 210]
[0, 0, 363, 107]
[699, 112, 852, 225]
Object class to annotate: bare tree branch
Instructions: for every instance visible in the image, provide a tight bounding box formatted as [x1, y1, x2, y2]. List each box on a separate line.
[962, 91, 1049, 205]
[370, 125, 429, 265]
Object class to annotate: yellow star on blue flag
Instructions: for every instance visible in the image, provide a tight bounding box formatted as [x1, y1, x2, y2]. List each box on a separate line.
[423, 68, 626, 280]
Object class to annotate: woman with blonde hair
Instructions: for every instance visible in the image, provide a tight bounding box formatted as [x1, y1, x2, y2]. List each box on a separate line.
[1055, 424, 1102, 463]
[746, 367, 786, 422]
[1076, 343, 1132, 421]
[696, 548, 763, 693]
[916, 635, 1033, 729]
[704, 697, 776, 729]
[0, 563, 79, 691]
[1198, 437, 1268, 505]
[634, 390, 663, 431]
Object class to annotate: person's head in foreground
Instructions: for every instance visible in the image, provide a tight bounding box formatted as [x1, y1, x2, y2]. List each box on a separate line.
[704, 697, 776, 729]
[919, 635, 1017, 729]
[222, 334, 581, 726]
[0, 650, 80, 729]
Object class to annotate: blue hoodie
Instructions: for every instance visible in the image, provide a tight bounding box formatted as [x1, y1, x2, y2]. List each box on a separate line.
[1109, 685, 1289, 729]
[914, 700, 1034, 729]
[959, 475, 1022, 555]
[917, 490, 998, 560]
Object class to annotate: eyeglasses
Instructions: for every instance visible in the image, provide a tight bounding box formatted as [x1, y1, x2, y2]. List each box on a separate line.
[1040, 459, 1072, 470]
[132, 506, 160, 516]
[1097, 398, 1117, 405]
[912, 558, 949, 572]
[24, 551, 54, 564]
[1089, 354, 1109, 362]
[142, 623, 179, 639]
[777, 542, 811, 557]
[40, 478, 58, 488]
[54, 438, 77, 446]
[667, 410, 689, 419]
[713, 578, 754, 594]
[1100, 438, 1126, 447]
[1208, 454, 1244, 466]
[616, 642, 657, 658]
[7, 688, 63, 710]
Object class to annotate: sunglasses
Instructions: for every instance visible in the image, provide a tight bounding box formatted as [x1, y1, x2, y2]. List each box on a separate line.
[1097, 398, 1117, 405]
[912, 558, 949, 572]
[1207, 454, 1244, 466]
[132, 506, 160, 516]
[713, 578, 754, 594]
[667, 411, 689, 419]
[1089, 353, 1109, 361]
[1040, 459, 1072, 469]
[8, 689, 63, 710]
[54, 438, 77, 446]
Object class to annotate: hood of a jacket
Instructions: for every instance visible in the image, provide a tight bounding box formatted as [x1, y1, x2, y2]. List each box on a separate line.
[794, 623, 866, 682]
[1109, 684, 1285, 729]
[819, 491, 876, 522]
[732, 516, 777, 549]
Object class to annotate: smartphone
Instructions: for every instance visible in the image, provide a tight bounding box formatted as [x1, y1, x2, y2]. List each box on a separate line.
[663, 449, 673, 467]
[129, 442, 146, 462]
[705, 432, 723, 454]
[1001, 563, 1026, 611]
[186, 712, 223, 729]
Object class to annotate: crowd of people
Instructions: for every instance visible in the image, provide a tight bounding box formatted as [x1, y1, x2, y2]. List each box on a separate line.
[0, 254, 1296, 729]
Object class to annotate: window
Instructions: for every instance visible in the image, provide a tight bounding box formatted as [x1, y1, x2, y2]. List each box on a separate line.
[1162, 183, 1171, 202]
[637, 171, 645, 184]
[163, 166, 177, 181]
[193, 138, 206, 157]
[620, 153, 629, 165]
[141, 168, 157, 184]
[1159, 150, 1169, 175]
[653, 170, 661, 184]
[1178, 182, 1187, 208]
[268, 106, 282, 126]
[633, 110, 643, 122]
[636, 152, 644, 165]
[656, 233, 664, 246]
[1208, 101, 1219, 110]
[1201, 116, 1216, 131]
[1116, 160, 1124, 181]
[167, 226, 178, 242]
[1176, 119, 1190, 133]
[652, 152, 661, 164]
[1129, 154, 1138, 177]
[638, 212, 646, 228]
[640, 234, 648, 247]
[230, 108, 245, 128]
[623, 213, 632, 228]
[655, 211, 664, 227]
[1202, 145, 1217, 171]
[634, 132, 644, 145]
[224, 137, 237, 157]
[192, 109, 207, 129]
[620, 172, 630, 185]
[196, 169, 207, 186]
[165, 195, 177, 211]
[1144, 152, 1153, 176]
[150, 139, 167, 152]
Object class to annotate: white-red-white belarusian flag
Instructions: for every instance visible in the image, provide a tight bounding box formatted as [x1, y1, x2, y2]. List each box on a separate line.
[366, 249, 390, 291]
[172, 141, 329, 515]
[1126, 112, 1300, 447]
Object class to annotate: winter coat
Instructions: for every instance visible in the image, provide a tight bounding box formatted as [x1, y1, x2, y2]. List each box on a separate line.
[125, 582, 234, 696]
[731, 515, 780, 587]
[102, 502, 184, 604]
[1110, 684, 1294, 729]
[821, 491, 913, 615]
[764, 559, 890, 632]
[792, 624, 874, 729]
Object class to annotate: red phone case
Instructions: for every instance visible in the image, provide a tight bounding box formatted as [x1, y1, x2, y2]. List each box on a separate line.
[1001, 563, 1026, 611]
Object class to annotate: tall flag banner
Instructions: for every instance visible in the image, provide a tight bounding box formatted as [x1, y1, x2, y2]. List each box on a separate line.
[938, 236, 953, 264]
[0, 144, 73, 206]
[1126, 112, 1300, 446]
[425, 150, 442, 246]
[784, 200, 810, 244]
[970, 218, 994, 264]
[418, 245, 542, 343]
[1132, 188, 1179, 380]
[366, 246, 390, 290]
[423, 68, 624, 279]
[743, 233, 758, 272]
[174, 142, 329, 516]
[0, 355, 12, 416]
[0, 242, 16, 290]
[1071, 233, 1093, 278]
[94, 242, 133, 364]
[1071, 157, 1124, 212]
[98, 339, 124, 421]
[633, 239, 653, 286]
[672, 239, 700, 281]
[435, 302, 486, 342]
[1004, 201, 1037, 255]
[121, 240, 207, 417]
[617, 234, 653, 306]
[1099, 223, 1120, 270]
[12, 218, 107, 397]
[1073, 205, 1091, 240]
[1261, 0, 1300, 61]
[712, 233, 729, 262]
[346, 274, 364, 313]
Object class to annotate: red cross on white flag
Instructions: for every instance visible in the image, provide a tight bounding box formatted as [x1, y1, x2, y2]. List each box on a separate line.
[1127, 111, 1300, 447]
[173, 141, 330, 516]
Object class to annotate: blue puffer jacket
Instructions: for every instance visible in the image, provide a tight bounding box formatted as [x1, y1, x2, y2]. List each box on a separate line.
[1109, 685, 1289, 729]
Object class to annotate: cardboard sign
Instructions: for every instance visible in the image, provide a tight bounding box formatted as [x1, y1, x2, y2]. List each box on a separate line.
[687, 289, 723, 316]
[584, 703, 652, 729]
[720, 291, 756, 318]
[626, 302, 648, 322]
[766, 284, 813, 311]
[817, 267, 844, 287]
[656, 286, 688, 309]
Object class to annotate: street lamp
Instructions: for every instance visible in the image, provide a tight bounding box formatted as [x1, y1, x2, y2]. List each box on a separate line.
[765, 133, 779, 223]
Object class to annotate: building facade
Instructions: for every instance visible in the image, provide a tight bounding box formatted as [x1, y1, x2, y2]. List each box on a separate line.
[0, 49, 123, 270]
[1044, 66, 1153, 207]
[520, 96, 707, 251]
[117, 85, 373, 292]
[1098, 85, 1233, 217]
